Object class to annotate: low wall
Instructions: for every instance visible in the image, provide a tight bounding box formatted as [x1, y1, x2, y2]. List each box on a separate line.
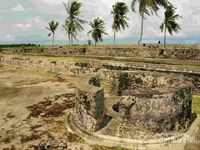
[1, 46, 200, 60]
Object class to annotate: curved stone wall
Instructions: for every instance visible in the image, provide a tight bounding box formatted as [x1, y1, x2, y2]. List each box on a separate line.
[110, 72, 193, 134]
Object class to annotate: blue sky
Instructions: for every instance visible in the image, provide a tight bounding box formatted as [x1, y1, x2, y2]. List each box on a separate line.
[0, 0, 200, 45]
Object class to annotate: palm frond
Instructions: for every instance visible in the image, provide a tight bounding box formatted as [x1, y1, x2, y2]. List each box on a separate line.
[161, 4, 181, 36]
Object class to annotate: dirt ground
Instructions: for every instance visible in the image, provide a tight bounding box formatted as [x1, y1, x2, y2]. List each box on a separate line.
[0, 67, 93, 150]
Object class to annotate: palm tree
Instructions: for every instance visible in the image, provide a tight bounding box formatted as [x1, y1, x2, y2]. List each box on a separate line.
[88, 17, 107, 46]
[160, 4, 181, 46]
[131, 0, 169, 45]
[45, 21, 59, 46]
[62, 20, 78, 46]
[63, 0, 87, 46]
[111, 2, 129, 45]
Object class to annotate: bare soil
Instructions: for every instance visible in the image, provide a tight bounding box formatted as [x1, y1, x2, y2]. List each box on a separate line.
[0, 67, 91, 150]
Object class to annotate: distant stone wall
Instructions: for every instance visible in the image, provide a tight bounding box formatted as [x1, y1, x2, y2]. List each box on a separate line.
[1, 46, 200, 60]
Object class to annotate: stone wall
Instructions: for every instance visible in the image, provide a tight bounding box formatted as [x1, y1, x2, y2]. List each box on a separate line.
[0, 55, 199, 93]
[1, 46, 200, 60]
[116, 86, 192, 133]
[74, 75, 193, 135]
[74, 76, 106, 132]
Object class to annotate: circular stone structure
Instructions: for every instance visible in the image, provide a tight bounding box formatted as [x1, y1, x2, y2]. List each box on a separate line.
[66, 73, 194, 148]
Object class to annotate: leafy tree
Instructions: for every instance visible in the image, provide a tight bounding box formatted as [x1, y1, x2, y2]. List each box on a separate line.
[160, 4, 181, 46]
[88, 17, 107, 46]
[63, 0, 87, 46]
[131, 0, 169, 45]
[45, 21, 59, 46]
[111, 2, 129, 45]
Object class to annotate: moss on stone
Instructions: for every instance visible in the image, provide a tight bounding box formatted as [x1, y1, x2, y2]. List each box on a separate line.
[193, 95, 200, 114]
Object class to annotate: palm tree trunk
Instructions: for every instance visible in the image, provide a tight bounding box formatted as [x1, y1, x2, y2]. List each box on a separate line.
[164, 25, 167, 47]
[95, 41, 97, 47]
[52, 33, 54, 46]
[113, 29, 116, 46]
[71, 35, 73, 46]
[138, 14, 144, 46]
[68, 34, 71, 46]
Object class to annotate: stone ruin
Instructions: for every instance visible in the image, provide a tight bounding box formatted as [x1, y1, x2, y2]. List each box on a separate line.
[74, 76, 106, 132]
[71, 72, 193, 138]
[111, 73, 192, 133]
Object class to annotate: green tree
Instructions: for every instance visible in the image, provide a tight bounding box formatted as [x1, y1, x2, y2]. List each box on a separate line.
[88, 17, 107, 46]
[45, 21, 59, 46]
[111, 2, 129, 45]
[160, 4, 181, 46]
[63, 0, 87, 46]
[131, 0, 169, 45]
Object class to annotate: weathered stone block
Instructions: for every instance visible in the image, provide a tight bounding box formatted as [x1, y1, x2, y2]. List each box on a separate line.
[75, 76, 105, 132]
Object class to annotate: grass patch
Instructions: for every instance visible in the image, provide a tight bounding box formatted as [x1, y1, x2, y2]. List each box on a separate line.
[193, 95, 200, 114]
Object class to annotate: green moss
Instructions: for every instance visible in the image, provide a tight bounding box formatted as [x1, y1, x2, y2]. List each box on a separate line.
[193, 95, 200, 114]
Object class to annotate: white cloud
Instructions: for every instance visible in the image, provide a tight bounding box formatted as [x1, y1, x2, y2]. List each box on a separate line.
[3, 34, 15, 42]
[40, 0, 64, 5]
[13, 23, 32, 31]
[10, 4, 25, 12]
[12, 17, 46, 31]
[25, 17, 46, 28]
